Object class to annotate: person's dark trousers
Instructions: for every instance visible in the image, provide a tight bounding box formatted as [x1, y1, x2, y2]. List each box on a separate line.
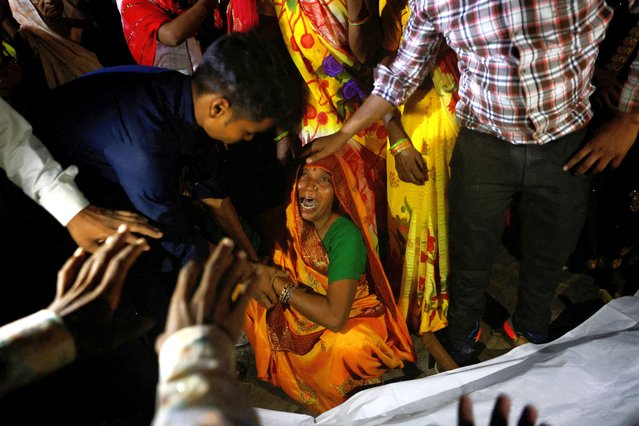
[446, 126, 591, 345]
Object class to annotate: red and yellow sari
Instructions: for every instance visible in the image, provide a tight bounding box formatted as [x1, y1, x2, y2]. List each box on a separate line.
[260, 0, 388, 241]
[244, 151, 415, 414]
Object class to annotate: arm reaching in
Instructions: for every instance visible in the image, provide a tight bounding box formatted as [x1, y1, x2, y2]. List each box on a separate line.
[0, 226, 152, 396]
[66, 205, 163, 252]
[201, 197, 259, 261]
[249, 263, 280, 309]
[1, 97, 162, 252]
[563, 111, 639, 175]
[301, 94, 395, 163]
[153, 238, 259, 425]
[49, 225, 153, 357]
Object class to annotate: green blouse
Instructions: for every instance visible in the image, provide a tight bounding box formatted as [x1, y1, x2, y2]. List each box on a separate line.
[322, 216, 367, 283]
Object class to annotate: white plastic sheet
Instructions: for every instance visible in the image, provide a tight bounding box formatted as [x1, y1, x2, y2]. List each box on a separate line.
[257, 294, 639, 425]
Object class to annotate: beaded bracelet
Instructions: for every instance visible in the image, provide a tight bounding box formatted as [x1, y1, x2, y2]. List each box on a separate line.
[348, 15, 370, 26]
[273, 130, 289, 142]
[389, 138, 412, 156]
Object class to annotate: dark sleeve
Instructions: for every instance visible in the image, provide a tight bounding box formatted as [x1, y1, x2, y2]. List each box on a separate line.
[103, 144, 210, 263]
[185, 139, 229, 200]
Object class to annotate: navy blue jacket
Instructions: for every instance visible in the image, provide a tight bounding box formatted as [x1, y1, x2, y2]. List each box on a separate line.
[29, 67, 227, 266]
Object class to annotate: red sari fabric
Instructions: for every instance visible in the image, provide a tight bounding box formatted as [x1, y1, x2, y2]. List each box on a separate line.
[226, 0, 259, 32]
[121, 0, 258, 66]
[120, 0, 185, 65]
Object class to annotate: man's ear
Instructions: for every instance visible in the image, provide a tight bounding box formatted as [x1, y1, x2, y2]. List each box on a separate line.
[209, 96, 230, 118]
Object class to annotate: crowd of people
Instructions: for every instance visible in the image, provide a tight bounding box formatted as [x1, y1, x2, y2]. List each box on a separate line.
[0, 0, 638, 424]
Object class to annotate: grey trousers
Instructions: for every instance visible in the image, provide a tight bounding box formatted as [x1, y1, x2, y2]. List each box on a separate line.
[447, 127, 591, 338]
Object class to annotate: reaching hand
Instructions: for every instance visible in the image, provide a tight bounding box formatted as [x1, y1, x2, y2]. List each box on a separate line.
[249, 263, 281, 309]
[300, 133, 349, 164]
[563, 112, 638, 175]
[156, 238, 256, 351]
[66, 205, 163, 253]
[49, 225, 153, 358]
[458, 394, 539, 426]
[394, 144, 428, 185]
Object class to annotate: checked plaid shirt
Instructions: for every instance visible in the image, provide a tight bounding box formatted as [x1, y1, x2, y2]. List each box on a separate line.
[373, 0, 639, 144]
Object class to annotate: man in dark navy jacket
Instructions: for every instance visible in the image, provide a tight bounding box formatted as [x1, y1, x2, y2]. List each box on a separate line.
[28, 32, 300, 270]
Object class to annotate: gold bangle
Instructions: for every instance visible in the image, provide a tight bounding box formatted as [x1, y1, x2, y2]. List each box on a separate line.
[348, 15, 370, 26]
[273, 130, 289, 142]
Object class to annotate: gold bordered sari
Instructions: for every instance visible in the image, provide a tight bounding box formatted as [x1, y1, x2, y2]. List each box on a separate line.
[244, 150, 415, 414]
[381, 0, 460, 334]
[388, 52, 460, 334]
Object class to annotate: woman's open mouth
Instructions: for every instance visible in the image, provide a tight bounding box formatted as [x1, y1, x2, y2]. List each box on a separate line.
[300, 196, 319, 210]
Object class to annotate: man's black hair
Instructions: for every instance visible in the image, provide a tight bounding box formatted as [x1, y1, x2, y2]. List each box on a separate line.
[192, 31, 304, 129]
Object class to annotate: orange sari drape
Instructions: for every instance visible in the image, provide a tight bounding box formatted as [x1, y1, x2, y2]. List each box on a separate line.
[244, 151, 415, 414]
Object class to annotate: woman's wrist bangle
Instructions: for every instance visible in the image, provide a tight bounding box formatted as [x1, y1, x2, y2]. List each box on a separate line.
[390, 139, 412, 156]
[278, 280, 297, 306]
[389, 137, 409, 150]
[273, 130, 289, 142]
[348, 15, 370, 26]
[390, 141, 412, 155]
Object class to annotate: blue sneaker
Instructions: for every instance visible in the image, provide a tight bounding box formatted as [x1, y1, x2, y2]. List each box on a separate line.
[503, 316, 548, 346]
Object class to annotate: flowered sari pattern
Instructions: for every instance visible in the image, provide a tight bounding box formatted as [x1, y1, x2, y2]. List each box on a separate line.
[387, 48, 460, 334]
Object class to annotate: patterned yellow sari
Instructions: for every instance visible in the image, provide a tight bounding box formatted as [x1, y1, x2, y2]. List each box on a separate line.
[386, 56, 460, 334]
[379, 0, 460, 335]
[244, 151, 415, 414]
[261, 0, 388, 240]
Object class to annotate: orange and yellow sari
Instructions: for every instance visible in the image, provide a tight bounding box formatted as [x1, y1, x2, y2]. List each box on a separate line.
[244, 151, 415, 414]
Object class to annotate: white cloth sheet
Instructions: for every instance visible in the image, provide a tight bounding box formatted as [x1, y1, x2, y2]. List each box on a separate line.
[257, 293, 639, 425]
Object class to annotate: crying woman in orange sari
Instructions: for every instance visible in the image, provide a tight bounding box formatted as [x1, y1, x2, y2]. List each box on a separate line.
[244, 150, 416, 414]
